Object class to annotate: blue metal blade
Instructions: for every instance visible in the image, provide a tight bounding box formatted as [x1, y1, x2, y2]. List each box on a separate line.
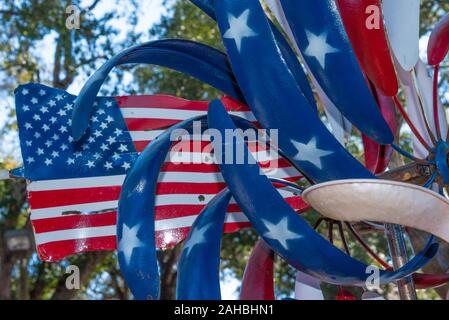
[213, 0, 374, 182]
[190, 0, 317, 109]
[176, 189, 232, 300]
[71, 39, 243, 141]
[207, 99, 437, 286]
[279, 0, 393, 144]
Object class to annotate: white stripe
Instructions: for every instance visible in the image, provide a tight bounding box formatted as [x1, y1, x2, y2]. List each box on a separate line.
[34, 213, 250, 245]
[28, 163, 300, 192]
[121, 108, 256, 121]
[155, 212, 249, 231]
[28, 175, 126, 192]
[31, 190, 299, 220]
[31, 201, 119, 220]
[35, 225, 116, 245]
[130, 130, 164, 141]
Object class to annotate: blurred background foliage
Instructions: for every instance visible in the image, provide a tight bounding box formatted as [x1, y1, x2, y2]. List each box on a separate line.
[0, 0, 448, 300]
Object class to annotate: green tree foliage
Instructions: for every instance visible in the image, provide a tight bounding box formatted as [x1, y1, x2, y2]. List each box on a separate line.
[0, 0, 141, 300]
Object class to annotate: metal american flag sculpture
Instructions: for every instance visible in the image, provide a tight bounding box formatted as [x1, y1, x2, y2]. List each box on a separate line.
[9, 0, 449, 300]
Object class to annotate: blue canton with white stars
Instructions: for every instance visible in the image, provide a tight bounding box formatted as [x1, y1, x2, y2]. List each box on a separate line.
[15, 83, 138, 180]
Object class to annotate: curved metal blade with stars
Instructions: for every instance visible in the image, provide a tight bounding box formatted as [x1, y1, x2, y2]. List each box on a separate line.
[208, 98, 438, 286]
[214, 0, 375, 183]
[279, 0, 393, 144]
[71, 39, 244, 141]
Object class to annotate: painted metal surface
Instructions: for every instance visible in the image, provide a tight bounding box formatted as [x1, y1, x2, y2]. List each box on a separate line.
[382, 0, 420, 71]
[267, 0, 353, 145]
[214, 0, 377, 183]
[336, 0, 398, 96]
[240, 240, 275, 300]
[117, 116, 208, 300]
[176, 190, 232, 300]
[362, 86, 396, 173]
[208, 99, 437, 286]
[190, 0, 318, 110]
[427, 13, 449, 66]
[303, 179, 449, 242]
[295, 271, 324, 300]
[279, 0, 393, 144]
[266, 0, 353, 145]
[71, 39, 243, 141]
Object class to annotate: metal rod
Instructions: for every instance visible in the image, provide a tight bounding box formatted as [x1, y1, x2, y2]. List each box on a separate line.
[384, 223, 417, 300]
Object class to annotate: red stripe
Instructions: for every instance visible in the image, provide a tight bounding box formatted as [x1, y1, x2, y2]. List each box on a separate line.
[29, 175, 302, 209]
[31, 196, 309, 234]
[116, 95, 209, 110]
[32, 211, 117, 233]
[160, 159, 295, 173]
[115, 95, 251, 112]
[36, 236, 117, 262]
[125, 118, 183, 131]
[35, 222, 253, 262]
[29, 186, 121, 210]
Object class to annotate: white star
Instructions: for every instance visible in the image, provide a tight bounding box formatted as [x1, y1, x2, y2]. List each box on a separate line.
[106, 136, 116, 145]
[118, 223, 144, 265]
[118, 144, 128, 152]
[93, 152, 101, 160]
[37, 148, 44, 155]
[52, 134, 59, 141]
[42, 124, 50, 132]
[91, 116, 99, 123]
[34, 132, 41, 139]
[100, 122, 108, 130]
[21, 88, 29, 95]
[86, 160, 95, 168]
[48, 100, 56, 107]
[26, 157, 35, 164]
[112, 152, 121, 160]
[25, 140, 32, 147]
[64, 103, 73, 110]
[93, 130, 102, 138]
[57, 109, 67, 117]
[183, 224, 211, 256]
[74, 152, 82, 158]
[33, 114, 41, 121]
[114, 128, 123, 136]
[24, 122, 33, 130]
[88, 137, 96, 144]
[122, 162, 131, 170]
[44, 158, 53, 166]
[223, 9, 257, 52]
[22, 105, 30, 112]
[105, 115, 114, 123]
[39, 89, 46, 96]
[100, 143, 109, 151]
[262, 217, 301, 249]
[44, 140, 53, 148]
[291, 137, 333, 169]
[55, 94, 63, 101]
[304, 30, 339, 69]
[104, 162, 113, 170]
[97, 109, 105, 115]
[50, 117, 57, 124]
[59, 125, 68, 133]
[31, 97, 38, 104]
[105, 101, 113, 108]
[81, 143, 90, 151]
[61, 144, 68, 151]
[51, 151, 60, 158]
[67, 158, 75, 165]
